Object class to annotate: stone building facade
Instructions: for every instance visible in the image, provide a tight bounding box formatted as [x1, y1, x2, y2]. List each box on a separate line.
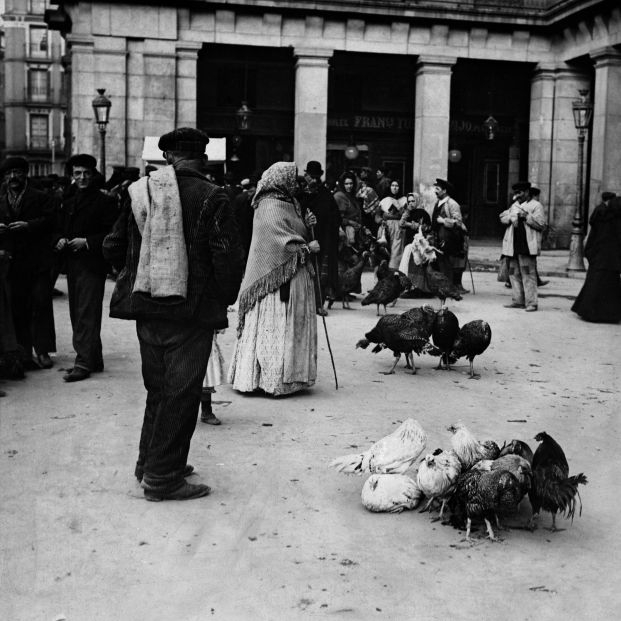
[2, 0, 68, 176]
[46, 0, 621, 245]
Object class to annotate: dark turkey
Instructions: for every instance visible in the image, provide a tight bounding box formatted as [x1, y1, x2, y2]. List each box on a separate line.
[451, 319, 492, 379]
[375, 259, 390, 282]
[339, 251, 370, 309]
[431, 308, 460, 370]
[424, 264, 462, 308]
[356, 312, 440, 375]
[361, 271, 410, 316]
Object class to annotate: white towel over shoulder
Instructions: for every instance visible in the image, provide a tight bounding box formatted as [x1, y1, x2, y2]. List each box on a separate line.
[129, 165, 188, 298]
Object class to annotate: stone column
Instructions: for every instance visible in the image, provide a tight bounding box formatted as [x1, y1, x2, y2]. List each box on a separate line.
[293, 48, 332, 170]
[528, 64, 590, 248]
[589, 47, 621, 213]
[176, 43, 202, 128]
[413, 56, 456, 192]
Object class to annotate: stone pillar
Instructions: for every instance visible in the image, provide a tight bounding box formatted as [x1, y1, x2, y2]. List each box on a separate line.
[413, 56, 455, 193]
[589, 47, 621, 213]
[176, 43, 201, 128]
[293, 48, 332, 170]
[528, 64, 590, 248]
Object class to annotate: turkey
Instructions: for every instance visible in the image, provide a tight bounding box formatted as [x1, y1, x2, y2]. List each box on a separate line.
[356, 310, 440, 375]
[416, 448, 462, 520]
[330, 418, 427, 475]
[339, 251, 370, 310]
[451, 320, 492, 379]
[431, 308, 460, 370]
[361, 474, 423, 513]
[449, 467, 523, 541]
[361, 272, 411, 316]
[447, 422, 501, 470]
[498, 439, 534, 465]
[375, 258, 390, 282]
[424, 264, 462, 309]
[528, 431, 587, 532]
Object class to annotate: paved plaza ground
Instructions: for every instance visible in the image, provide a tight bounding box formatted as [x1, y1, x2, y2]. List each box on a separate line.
[1, 267, 619, 620]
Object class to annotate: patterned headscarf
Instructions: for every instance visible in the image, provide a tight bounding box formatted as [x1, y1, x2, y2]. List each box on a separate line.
[252, 162, 298, 209]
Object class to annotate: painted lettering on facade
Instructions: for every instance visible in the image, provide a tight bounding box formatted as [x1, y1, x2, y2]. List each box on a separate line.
[327, 115, 413, 131]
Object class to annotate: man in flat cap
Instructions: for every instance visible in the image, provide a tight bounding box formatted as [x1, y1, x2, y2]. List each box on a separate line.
[103, 127, 244, 502]
[431, 178, 468, 289]
[499, 181, 546, 312]
[300, 160, 341, 314]
[0, 156, 57, 369]
[54, 153, 118, 381]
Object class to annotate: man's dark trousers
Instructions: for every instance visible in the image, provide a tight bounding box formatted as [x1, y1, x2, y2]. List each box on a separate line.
[136, 318, 213, 493]
[67, 262, 106, 372]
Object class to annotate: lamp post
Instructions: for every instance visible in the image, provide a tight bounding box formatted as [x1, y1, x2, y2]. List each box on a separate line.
[91, 88, 111, 175]
[567, 89, 593, 272]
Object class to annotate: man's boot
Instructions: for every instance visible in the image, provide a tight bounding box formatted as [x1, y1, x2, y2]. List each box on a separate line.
[200, 391, 221, 425]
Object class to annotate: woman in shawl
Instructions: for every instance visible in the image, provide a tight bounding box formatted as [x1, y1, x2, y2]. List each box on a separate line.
[379, 179, 408, 270]
[333, 171, 361, 249]
[228, 162, 319, 396]
[571, 193, 621, 323]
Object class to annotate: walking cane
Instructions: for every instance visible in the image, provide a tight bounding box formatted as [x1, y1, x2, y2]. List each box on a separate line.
[466, 257, 476, 295]
[310, 224, 339, 390]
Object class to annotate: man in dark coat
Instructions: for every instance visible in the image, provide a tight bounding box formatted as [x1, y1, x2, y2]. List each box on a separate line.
[0, 157, 57, 368]
[231, 174, 258, 267]
[300, 160, 341, 314]
[54, 154, 118, 382]
[102, 127, 244, 502]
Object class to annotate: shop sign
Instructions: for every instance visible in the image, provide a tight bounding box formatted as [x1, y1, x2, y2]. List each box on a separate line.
[328, 114, 413, 131]
[450, 118, 513, 136]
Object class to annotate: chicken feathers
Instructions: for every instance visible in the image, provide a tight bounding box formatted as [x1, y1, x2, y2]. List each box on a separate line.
[361, 474, 422, 513]
[447, 422, 500, 470]
[330, 418, 427, 475]
[416, 449, 462, 518]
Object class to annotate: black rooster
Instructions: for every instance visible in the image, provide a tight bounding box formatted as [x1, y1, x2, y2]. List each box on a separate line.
[361, 272, 411, 316]
[431, 308, 460, 370]
[451, 319, 492, 379]
[528, 432, 587, 532]
[356, 312, 440, 375]
[424, 264, 462, 309]
[450, 467, 523, 541]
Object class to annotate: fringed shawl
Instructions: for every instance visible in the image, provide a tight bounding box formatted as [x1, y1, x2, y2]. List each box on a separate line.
[237, 162, 312, 334]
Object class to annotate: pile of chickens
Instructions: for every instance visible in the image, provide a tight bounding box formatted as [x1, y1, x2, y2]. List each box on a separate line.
[330, 419, 587, 542]
[356, 305, 492, 378]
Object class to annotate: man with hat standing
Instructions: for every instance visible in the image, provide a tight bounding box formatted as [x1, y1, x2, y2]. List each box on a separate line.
[54, 153, 118, 381]
[500, 180, 546, 312]
[431, 178, 468, 288]
[0, 156, 57, 369]
[103, 127, 244, 502]
[301, 160, 341, 314]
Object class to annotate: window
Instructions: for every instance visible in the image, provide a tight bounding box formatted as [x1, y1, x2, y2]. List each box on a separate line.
[28, 69, 49, 101]
[29, 1, 48, 16]
[483, 160, 501, 204]
[29, 27, 49, 58]
[30, 114, 49, 150]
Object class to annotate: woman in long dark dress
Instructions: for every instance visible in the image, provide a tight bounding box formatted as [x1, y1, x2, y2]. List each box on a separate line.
[572, 193, 621, 323]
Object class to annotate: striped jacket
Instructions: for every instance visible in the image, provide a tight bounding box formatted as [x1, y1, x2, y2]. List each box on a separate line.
[102, 167, 244, 329]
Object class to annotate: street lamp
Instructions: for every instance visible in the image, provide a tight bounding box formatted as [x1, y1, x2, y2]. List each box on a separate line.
[236, 101, 252, 131]
[483, 115, 499, 141]
[92, 88, 111, 175]
[567, 89, 593, 272]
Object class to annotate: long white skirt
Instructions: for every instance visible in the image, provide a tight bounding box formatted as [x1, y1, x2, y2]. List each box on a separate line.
[228, 267, 317, 396]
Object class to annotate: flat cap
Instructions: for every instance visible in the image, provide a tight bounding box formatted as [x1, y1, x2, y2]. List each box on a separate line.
[1, 157, 29, 174]
[530, 186, 541, 197]
[68, 153, 97, 170]
[602, 191, 617, 201]
[512, 180, 531, 192]
[158, 127, 209, 154]
[434, 178, 454, 194]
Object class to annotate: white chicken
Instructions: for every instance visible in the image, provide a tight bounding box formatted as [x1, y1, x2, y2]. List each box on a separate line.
[330, 418, 427, 475]
[361, 474, 423, 513]
[416, 449, 462, 519]
[447, 422, 500, 470]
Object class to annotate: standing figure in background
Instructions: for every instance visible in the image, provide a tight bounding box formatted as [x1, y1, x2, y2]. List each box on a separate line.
[375, 167, 392, 200]
[54, 154, 118, 382]
[572, 193, 621, 323]
[0, 157, 56, 370]
[200, 331, 226, 425]
[229, 162, 319, 396]
[232, 175, 258, 268]
[379, 179, 407, 270]
[500, 180, 545, 312]
[300, 161, 341, 315]
[431, 178, 467, 287]
[333, 172, 362, 250]
[356, 173, 380, 232]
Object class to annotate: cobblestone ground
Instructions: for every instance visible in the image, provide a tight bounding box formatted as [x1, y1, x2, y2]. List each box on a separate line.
[1, 271, 619, 620]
